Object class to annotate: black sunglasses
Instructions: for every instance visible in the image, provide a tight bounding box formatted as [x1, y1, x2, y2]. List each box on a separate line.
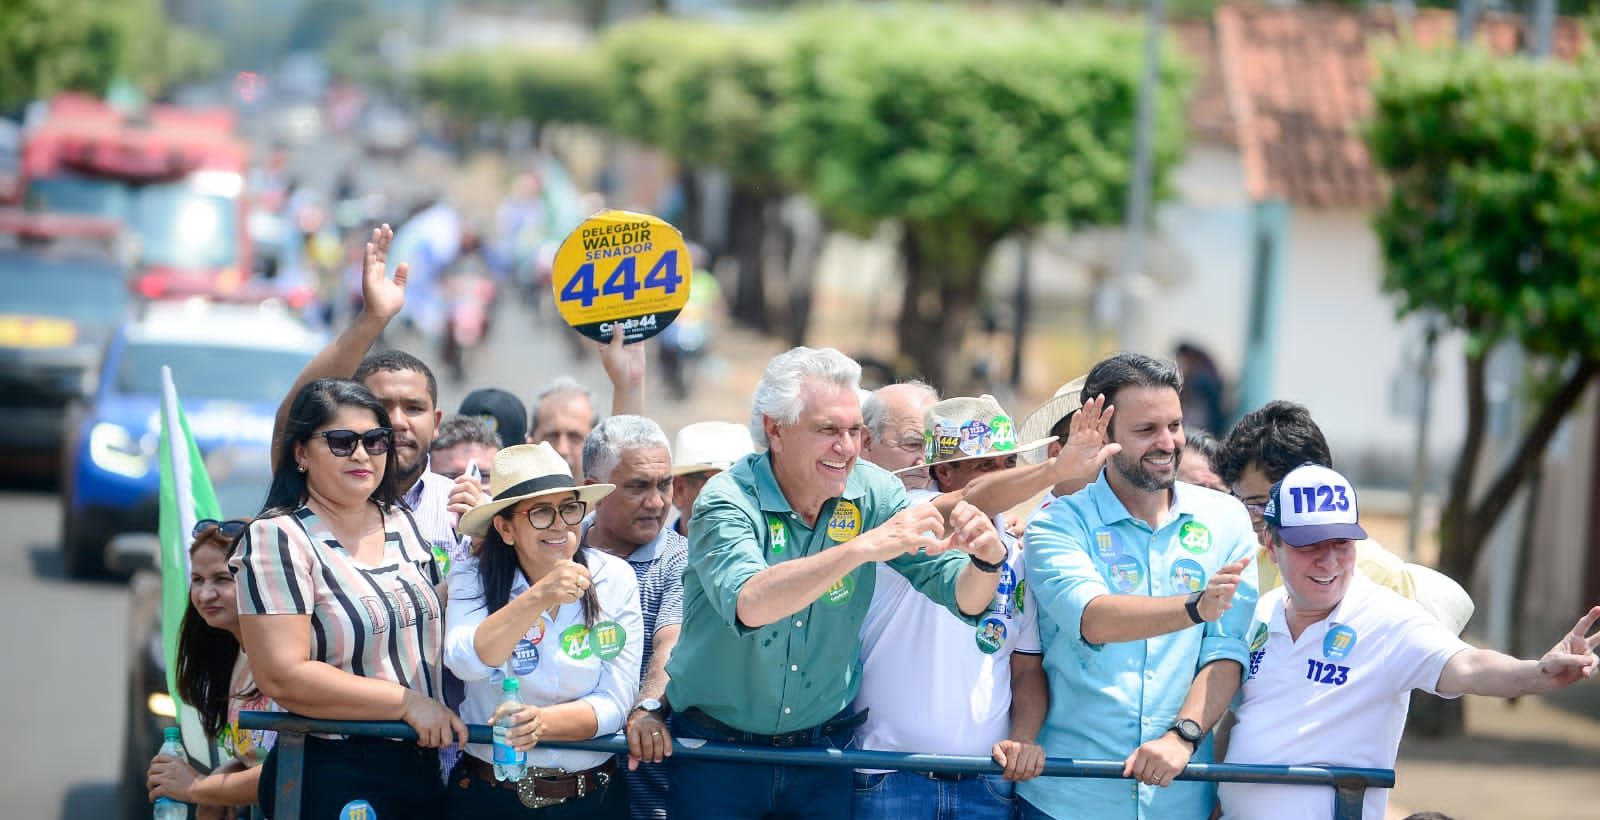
[318, 428, 393, 457]
[193, 519, 249, 540]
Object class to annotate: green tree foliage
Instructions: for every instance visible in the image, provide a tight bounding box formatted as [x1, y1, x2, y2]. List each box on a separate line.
[413, 6, 1191, 387]
[413, 48, 606, 126]
[1367, 43, 1600, 587]
[775, 6, 1189, 385]
[0, 0, 218, 111]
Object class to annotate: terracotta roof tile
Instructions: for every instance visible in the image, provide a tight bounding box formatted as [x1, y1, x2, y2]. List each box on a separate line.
[1171, 19, 1236, 146]
[1217, 4, 1588, 208]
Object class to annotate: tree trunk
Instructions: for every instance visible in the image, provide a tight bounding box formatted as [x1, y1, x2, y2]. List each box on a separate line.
[676, 165, 701, 246]
[783, 209, 827, 349]
[894, 226, 989, 392]
[727, 185, 769, 330]
[1437, 349, 1490, 582]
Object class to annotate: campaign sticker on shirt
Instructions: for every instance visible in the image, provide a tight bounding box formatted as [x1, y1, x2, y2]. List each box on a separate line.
[991, 563, 1017, 615]
[1013, 579, 1026, 615]
[1248, 623, 1269, 652]
[826, 500, 862, 543]
[431, 543, 453, 578]
[767, 514, 788, 555]
[1093, 530, 1121, 563]
[822, 572, 856, 606]
[1170, 558, 1207, 593]
[339, 800, 376, 820]
[511, 639, 541, 674]
[552, 210, 691, 344]
[1108, 554, 1145, 593]
[526, 617, 546, 646]
[560, 624, 593, 660]
[1178, 521, 1212, 555]
[1323, 624, 1358, 661]
[976, 616, 1008, 654]
[592, 620, 627, 661]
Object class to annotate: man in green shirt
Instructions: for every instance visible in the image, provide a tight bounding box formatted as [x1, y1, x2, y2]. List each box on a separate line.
[664, 346, 1008, 819]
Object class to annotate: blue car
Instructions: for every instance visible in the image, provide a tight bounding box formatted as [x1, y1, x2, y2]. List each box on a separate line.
[58, 299, 324, 577]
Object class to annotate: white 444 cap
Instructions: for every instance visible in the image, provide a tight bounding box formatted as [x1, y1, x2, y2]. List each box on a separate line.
[1264, 463, 1369, 547]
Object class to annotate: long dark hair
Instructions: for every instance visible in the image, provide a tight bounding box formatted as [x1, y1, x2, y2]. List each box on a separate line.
[175, 529, 245, 740]
[475, 499, 600, 626]
[262, 378, 401, 517]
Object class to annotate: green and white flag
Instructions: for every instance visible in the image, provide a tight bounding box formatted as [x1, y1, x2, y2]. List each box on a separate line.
[158, 365, 222, 763]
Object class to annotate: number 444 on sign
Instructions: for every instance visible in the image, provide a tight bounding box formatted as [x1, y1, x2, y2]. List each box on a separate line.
[559, 251, 682, 307]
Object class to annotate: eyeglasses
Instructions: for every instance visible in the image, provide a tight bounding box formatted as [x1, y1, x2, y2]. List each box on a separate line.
[520, 500, 588, 529]
[193, 519, 249, 540]
[317, 428, 393, 457]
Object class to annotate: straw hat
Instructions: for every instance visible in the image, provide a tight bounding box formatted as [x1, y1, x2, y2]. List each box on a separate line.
[895, 394, 1054, 475]
[458, 443, 614, 537]
[1018, 375, 1089, 451]
[671, 421, 755, 477]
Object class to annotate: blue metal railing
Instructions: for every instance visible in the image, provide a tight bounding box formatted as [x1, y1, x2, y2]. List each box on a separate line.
[239, 711, 1393, 819]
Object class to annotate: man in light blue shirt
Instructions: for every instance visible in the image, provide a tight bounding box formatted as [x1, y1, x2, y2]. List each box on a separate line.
[1020, 353, 1258, 820]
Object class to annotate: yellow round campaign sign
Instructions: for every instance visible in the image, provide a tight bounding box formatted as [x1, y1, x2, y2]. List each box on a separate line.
[551, 210, 692, 344]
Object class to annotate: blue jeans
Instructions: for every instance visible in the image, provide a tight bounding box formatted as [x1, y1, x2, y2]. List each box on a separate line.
[853, 771, 1015, 820]
[1016, 795, 1055, 819]
[666, 711, 855, 819]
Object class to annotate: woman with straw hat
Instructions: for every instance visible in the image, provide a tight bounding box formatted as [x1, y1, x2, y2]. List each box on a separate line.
[444, 442, 641, 818]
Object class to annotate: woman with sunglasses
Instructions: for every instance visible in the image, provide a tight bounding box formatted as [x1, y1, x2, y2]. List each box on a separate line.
[234, 378, 466, 819]
[446, 443, 642, 819]
[147, 519, 281, 819]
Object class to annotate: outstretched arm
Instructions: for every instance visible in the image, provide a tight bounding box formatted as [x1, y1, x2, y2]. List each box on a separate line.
[1436, 605, 1600, 698]
[272, 225, 409, 461]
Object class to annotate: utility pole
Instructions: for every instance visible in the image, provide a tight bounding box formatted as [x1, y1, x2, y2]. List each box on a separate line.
[1098, 0, 1163, 352]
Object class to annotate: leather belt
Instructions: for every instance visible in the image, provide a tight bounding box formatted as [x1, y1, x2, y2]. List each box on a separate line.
[680, 707, 869, 748]
[459, 755, 615, 804]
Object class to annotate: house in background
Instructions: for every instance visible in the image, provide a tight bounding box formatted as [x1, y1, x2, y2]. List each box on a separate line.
[1146, 5, 1600, 643]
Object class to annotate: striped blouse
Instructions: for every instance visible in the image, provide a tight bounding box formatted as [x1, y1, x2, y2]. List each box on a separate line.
[234, 505, 444, 698]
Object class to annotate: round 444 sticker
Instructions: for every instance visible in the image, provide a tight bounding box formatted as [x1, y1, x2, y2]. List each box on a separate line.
[1178, 521, 1212, 554]
[552, 209, 692, 344]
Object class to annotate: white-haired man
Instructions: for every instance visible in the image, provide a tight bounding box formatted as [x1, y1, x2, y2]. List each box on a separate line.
[861, 381, 940, 491]
[581, 415, 687, 819]
[664, 347, 1009, 819]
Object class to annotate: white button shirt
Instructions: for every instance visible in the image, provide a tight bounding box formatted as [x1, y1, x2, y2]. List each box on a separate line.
[1221, 575, 1470, 820]
[444, 548, 643, 773]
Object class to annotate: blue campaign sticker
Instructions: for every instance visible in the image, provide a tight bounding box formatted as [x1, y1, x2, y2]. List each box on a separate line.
[1170, 558, 1207, 594]
[1108, 555, 1145, 593]
[511, 639, 541, 675]
[1092, 530, 1121, 563]
[976, 616, 1008, 654]
[340, 800, 377, 820]
[1323, 624, 1358, 661]
[996, 562, 1017, 596]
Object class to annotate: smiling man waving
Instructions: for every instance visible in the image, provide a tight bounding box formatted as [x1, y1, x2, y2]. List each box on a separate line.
[664, 346, 1007, 819]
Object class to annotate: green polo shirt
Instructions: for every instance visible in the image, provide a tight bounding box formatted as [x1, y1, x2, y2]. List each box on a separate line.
[665, 451, 974, 734]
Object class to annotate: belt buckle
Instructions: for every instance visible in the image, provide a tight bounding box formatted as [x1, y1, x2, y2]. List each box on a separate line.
[515, 767, 568, 809]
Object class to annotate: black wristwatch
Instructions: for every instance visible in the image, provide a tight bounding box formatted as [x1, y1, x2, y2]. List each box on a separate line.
[968, 546, 1007, 574]
[1169, 718, 1205, 750]
[1184, 590, 1205, 624]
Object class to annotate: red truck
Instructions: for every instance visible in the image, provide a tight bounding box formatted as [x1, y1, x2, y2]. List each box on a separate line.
[18, 93, 257, 301]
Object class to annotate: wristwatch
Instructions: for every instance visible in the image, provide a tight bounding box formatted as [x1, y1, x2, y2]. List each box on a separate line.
[1169, 718, 1205, 750]
[633, 698, 667, 718]
[1184, 590, 1205, 624]
[968, 546, 1008, 574]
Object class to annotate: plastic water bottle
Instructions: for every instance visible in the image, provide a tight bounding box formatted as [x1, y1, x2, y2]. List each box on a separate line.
[153, 727, 187, 820]
[492, 677, 527, 781]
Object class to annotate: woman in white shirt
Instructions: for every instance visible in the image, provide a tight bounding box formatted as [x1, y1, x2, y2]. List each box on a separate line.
[447, 443, 642, 819]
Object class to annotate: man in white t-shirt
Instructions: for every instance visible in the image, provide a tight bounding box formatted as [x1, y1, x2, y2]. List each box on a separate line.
[853, 394, 1058, 820]
[1221, 464, 1600, 820]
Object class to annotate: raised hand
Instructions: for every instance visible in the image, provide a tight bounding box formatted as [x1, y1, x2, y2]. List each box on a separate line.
[1196, 556, 1252, 622]
[527, 557, 592, 609]
[1052, 393, 1121, 487]
[599, 323, 646, 393]
[1536, 605, 1600, 689]
[362, 224, 409, 321]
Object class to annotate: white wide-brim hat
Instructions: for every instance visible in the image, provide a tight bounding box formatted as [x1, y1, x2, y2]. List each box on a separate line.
[458, 442, 614, 537]
[894, 394, 1054, 475]
[672, 420, 755, 477]
[1018, 375, 1089, 451]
